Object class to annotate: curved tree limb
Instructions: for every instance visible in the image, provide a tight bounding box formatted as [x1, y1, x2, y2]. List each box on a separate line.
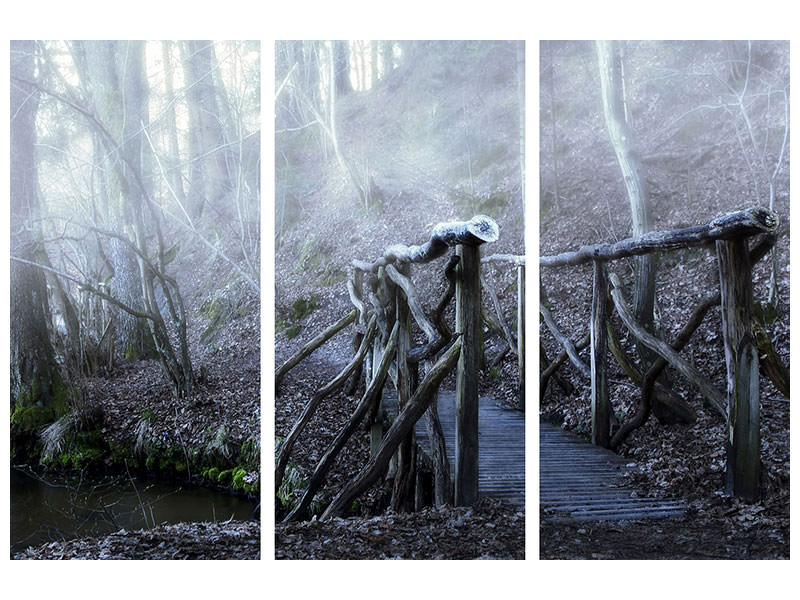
[284, 320, 400, 522]
[321, 335, 463, 520]
[608, 272, 726, 418]
[353, 215, 499, 273]
[539, 304, 591, 379]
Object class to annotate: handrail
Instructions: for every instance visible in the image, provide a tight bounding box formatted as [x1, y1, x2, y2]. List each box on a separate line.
[540, 206, 778, 268]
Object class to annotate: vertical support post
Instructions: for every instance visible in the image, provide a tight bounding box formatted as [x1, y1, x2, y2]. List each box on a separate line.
[369, 335, 384, 457]
[391, 262, 415, 511]
[716, 239, 760, 501]
[590, 259, 610, 448]
[516, 263, 525, 410]
[455, 243, 480, 506]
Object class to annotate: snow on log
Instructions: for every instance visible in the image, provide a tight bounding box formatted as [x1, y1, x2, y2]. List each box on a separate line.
[353, 214, 499, 272]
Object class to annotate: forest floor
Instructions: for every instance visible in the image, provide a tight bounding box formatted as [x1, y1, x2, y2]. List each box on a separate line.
[13, 243, 261, 560]
[14, 521, 260, 560]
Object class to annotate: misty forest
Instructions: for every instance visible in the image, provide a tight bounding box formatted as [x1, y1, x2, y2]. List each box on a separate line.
[539, 41, 789, 559]
[274, 41, 525, 559]
[10, 41, 260, 559]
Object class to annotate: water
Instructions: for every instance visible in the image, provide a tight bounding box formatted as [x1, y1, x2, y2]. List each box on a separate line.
[10, 468, 259, 556]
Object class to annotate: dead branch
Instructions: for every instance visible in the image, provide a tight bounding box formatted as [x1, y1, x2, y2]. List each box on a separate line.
[321, 335, 463, 520]
[608, 272, 726, 417]
[275, 316, 376, 490]
[284, 321, 400, 522]
[275, 309, 357, 387]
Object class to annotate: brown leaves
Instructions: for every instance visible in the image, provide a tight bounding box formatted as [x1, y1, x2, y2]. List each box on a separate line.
[14, 521, 260, 560]
[276, 500, 524, 559]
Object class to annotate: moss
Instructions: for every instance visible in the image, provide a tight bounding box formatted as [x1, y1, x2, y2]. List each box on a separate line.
[11, 405, 56, 432]
[231, 467, 247, 490]
[295, 237, 322, 273]
[217, 469, 233, 484]
[239, 438, 260, 470]
[207, 466, 221, 482]
[290, 296, 318, 321]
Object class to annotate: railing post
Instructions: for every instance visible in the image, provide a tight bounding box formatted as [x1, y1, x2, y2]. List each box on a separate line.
[391, 262, 415, 511]
[716, 238, 760, 501]
[517, 263, 525, 410]
[590, 259, 610, 447]
[455, 243, 481, 506]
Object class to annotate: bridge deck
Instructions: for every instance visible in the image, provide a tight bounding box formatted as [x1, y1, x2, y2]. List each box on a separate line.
[540, 422, 685, 521]
[384, 391, 525, 507]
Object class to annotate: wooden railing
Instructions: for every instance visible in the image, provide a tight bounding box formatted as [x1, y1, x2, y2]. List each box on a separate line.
[540, 206, 780, 501]
[276, 215, 527, 520]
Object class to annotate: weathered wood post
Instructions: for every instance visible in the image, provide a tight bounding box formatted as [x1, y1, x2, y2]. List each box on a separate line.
[392, 262, 416, 511]
[453, 216, 499, 506]
[455, 243, 481, 506]
[590, 259, 610, 448]
[716, 238, 760, 501]
[517, 263, 525, 410]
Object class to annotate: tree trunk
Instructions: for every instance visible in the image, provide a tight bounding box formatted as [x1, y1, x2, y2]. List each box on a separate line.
[183, 40, 231, 220]
[10, 40, 65, 416]
[596, 40, 657, 361]
[333, 41, 351, 97]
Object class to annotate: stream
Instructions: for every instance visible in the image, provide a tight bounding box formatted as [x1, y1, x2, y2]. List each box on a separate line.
[10, 467, 259, 556]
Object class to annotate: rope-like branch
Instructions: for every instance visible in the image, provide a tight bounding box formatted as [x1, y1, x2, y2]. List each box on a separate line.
[539, 304, 591, 379]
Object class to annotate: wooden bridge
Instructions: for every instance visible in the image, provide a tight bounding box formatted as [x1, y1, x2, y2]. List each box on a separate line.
[540, 422, 685, 521]
[386, 391, 525, 507]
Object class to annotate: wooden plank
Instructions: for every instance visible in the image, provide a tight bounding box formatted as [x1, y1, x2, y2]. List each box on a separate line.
[384, 391, 525, 506]
[540, 423, 685, 521]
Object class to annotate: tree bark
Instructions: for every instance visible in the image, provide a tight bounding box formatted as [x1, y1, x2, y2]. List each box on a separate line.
[590, 260, 610, 447]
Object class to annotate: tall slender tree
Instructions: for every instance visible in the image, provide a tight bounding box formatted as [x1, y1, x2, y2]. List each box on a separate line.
[596, 41, 656, 344]
[183, 40, 231, 220]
